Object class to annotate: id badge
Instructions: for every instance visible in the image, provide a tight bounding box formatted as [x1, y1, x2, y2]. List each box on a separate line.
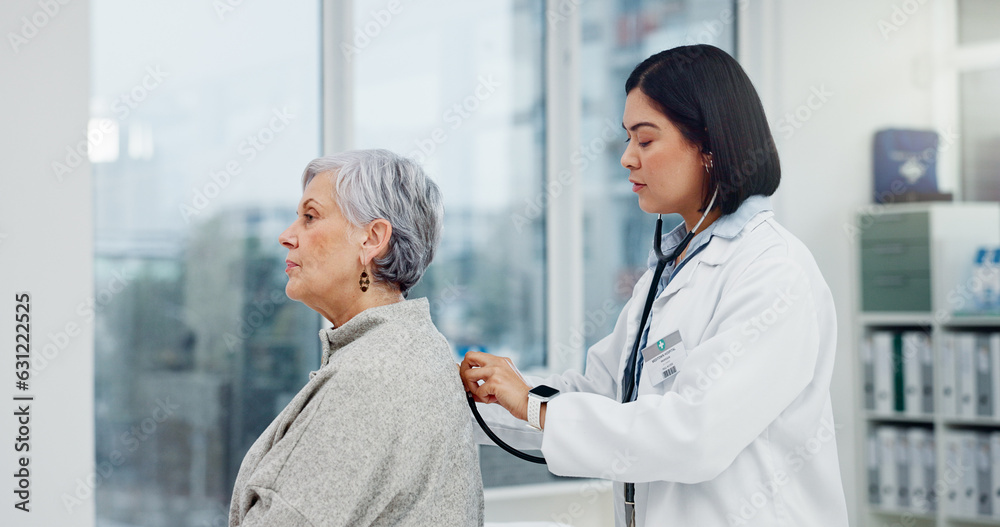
[640, 331, 687, 386]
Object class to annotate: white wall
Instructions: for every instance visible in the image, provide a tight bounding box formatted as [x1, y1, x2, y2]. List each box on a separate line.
[0, 1, 95, 526]
[741, 1, 937, 525]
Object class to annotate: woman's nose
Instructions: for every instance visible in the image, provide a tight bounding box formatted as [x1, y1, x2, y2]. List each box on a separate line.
[279, 224, 296, 248]
[621, 143, 638, 170]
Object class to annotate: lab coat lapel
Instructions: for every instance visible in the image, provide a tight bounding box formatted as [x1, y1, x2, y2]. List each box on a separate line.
[619, 211, 771, 397]
[649, 237, 731, 318]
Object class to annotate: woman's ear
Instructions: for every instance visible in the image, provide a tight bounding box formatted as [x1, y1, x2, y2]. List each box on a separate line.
[701, 151, 713, 170]
[359, 218, 393, 267]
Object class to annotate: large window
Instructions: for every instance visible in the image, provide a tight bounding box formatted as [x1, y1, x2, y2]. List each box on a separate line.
[936, 0, 1000, 202]
[348, 0, 551, 488]
[958, 0, 1000, 45]
[91, 2, 321, 525]
[90, 0, 739, 513]
[345, 0, 736, 488]
[350, 0, 547, 369]
[957, 0, 1000, 202]
[961, 67, 1000, 201]
[579, 0, 738, 347]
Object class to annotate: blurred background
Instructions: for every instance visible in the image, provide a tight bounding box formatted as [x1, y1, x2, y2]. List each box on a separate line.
[3, 0, 1000, 526]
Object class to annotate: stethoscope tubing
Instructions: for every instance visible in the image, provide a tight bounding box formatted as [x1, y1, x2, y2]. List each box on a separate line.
[466, 189, 719, 467]
[466, 393, 546, 464]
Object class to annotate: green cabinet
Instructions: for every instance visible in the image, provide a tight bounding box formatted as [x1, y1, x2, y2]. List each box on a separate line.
[861, 212, 931, 312]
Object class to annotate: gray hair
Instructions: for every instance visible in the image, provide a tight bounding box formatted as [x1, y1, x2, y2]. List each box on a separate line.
[301, 149, 443, 295]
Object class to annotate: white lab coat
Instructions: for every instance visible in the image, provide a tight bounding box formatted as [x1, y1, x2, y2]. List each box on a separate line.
[476, 200, 849, 527]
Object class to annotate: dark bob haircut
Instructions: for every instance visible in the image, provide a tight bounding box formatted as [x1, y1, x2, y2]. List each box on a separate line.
[625, 44, 780, 215]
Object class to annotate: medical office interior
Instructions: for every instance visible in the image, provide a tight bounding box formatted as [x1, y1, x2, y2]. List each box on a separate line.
[4, 0, 1000, 526]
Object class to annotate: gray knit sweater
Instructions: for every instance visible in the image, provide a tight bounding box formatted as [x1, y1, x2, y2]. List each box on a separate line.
[229, 298, 484, 526]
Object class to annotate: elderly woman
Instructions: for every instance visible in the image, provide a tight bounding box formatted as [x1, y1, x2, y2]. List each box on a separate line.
[229, 149, 484, 526]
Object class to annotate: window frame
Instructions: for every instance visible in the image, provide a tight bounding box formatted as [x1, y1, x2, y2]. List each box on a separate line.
[930, 0, 1000, 200]
[321, 1, 744, 375]
[321, 0, 586, 375]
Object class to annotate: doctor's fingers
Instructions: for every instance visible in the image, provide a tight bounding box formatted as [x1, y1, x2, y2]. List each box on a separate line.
[459, 362, 495, 396]
[463, 364, 520, 398]
[461, 363, 506, 386]
[466, 364, 530, 401]
[460, 350, 502, 370]
[468, 379, 500, 404]
[468, 371, 531, 420]
[461, 351, 525, 382]
[461, 352, 514, 387]
[460, 371, 484, 398]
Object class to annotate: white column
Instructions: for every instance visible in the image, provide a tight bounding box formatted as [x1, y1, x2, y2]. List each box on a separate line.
[544, 0, 584, 375]
[323, 0, 355, 155]
[0, 1, 95, 525]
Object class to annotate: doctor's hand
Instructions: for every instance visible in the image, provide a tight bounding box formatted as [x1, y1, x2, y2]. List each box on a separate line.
[460, 351, 532, 422]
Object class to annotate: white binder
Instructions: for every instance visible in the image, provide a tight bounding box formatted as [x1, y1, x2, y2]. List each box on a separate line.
[962, 431, 979, 516]
[923, 434, 937, 513]
[977, 334, 995, 418]
[979, 433, 993, 516]
[958, 334, 977, 418]
[897, 431, 911, 509]
[992, 333, 1000, 420]
[903, 332, 924, 416]
[879, 426, 899, 510]
[919, 333, 934, 414]
[941, 332, 956, 418]
[874, 331, 894, 414]
[862, 335, 876, 411]
[907, 428, 929, 511]
[868, 430, 881, 506]
[991, 432, 1000, 516]
[945, 432, 962, 514]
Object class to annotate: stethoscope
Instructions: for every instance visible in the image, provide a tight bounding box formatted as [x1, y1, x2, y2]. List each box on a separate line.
[464, 187, 719, 467]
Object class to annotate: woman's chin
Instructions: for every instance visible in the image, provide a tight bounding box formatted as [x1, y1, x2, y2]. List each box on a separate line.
[284, 281, 301, 302]
[636, 194, 677, 216]
[636, 196, 662, 215]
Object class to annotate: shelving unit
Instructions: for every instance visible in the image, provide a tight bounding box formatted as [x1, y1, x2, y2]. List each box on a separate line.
[855, 203, 1000, 527]
[859, 315, 1000, 526]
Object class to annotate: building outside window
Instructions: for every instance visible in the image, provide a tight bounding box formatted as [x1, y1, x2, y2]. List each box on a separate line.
[90, 0, 737, 521]
[91, 2, 321, 524]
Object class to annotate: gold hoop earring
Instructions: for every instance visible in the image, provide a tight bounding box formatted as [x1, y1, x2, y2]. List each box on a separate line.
[359, 270, 370, 292]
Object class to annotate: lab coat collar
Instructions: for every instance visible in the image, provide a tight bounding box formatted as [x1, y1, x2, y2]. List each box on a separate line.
[647, 195, 774, 270]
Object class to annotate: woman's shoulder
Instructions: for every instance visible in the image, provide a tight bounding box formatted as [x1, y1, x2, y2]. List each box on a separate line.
[743, 216, 811, 258]
[728, 216, 833, 296]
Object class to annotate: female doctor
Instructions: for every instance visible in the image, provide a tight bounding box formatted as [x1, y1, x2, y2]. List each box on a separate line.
[460, 44, 849, 527]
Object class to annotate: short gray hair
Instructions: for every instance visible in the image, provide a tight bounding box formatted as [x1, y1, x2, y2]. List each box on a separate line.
[301, 149, 443, 295]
